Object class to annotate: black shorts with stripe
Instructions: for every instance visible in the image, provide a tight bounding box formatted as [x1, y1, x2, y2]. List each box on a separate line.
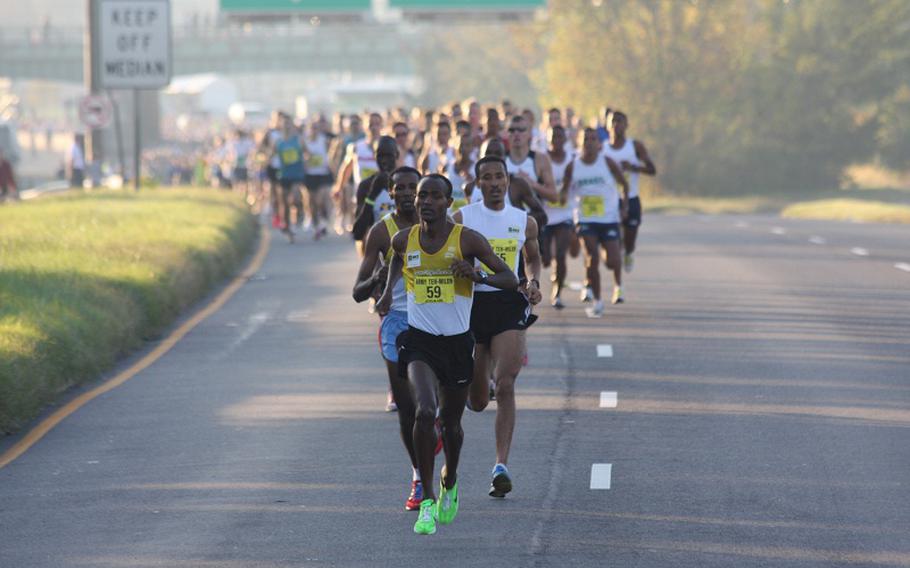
[470, 290, 537, 345]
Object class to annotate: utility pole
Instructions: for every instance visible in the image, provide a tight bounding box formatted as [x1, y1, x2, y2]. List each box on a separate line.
[84, 0, 103, 184]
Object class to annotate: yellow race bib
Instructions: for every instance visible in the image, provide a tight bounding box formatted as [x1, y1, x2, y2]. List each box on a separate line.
[281, 147, 300, 164]
[360, 167, 378, 180]
[547, 199, 568, 209]
[414, 273, 455, 304]
[481, 238, 519, 273]
[307, 154, 324, 168]
[581, 195, 606, 218]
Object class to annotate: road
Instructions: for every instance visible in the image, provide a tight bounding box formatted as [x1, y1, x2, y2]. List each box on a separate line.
[1, 213, 908, 567]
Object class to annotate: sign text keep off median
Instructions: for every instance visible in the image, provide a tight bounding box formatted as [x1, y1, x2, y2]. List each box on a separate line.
[99, 0, 171, 89]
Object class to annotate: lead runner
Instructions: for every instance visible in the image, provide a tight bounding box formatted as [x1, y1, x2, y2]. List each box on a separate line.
[377, 174, 518, 535]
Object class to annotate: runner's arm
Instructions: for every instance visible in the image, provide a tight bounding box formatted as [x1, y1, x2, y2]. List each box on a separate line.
[514, 176, 548, 229]
[332, 147, 354, 195]
[522, 216, 543, 305]
[353, 173, 387, 241]
[560, 162, 574, 205]
[605, 156, 629, 218]
[533, 153, 559, 202]
[453, 228, 519, 291]
[376, 230, 407, 316]
[352, 177, 375, 241]
[352, 221, 388, 303]
[632, 140, 656, 175]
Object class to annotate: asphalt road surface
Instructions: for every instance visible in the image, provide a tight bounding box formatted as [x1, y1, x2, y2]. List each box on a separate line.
[1, 213, 908, 567]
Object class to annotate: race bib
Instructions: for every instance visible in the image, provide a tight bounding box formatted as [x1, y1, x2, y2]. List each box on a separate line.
[307, 154, 324, 168]
[481, 238, 519, 273]
[547, 199, 568, 209]
[414, 273, 455, 304]
[581, 195, 606, 218]
[281, 147, 300, 165]
[360, 166, 378, 180]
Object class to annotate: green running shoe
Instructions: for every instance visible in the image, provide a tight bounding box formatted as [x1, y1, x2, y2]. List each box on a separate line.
[413, 499, 437, 535]
[438, 480, 459, 525]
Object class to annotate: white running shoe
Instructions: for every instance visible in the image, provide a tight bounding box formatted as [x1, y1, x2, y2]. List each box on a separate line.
[585, 300, 605, 318]
[624, 253, 634, 273]
[580, 287, 594, 303]
[551, 296, 565, 310]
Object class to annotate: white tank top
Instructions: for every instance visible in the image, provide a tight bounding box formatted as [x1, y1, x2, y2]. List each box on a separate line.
[305, 133, 331, 175]
[459, 202, 528, 293]
[352, 139, 378, 186]
[427, 146, 455, 175]
[544, 153, 574, 226]
[373, 187, 395, 219]
[601, 138, 639, 198]
[571, 156, 621, 224]
[445, 157, 475, 213]
[506, 151, 537, 181]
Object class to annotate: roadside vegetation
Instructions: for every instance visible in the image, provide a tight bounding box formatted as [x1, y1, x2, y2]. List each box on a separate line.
[0, 188, 258, 434]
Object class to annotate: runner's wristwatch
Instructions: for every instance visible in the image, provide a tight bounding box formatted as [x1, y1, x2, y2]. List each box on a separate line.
[477, 270, 490, 285]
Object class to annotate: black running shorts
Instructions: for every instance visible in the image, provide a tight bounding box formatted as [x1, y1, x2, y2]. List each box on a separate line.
[397, 326, 475, 388]
[470, 290, 537, 345]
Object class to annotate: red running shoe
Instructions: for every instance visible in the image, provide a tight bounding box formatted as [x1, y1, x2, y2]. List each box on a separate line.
[405, 480, 424, 511]
[271, 214, 281, 228]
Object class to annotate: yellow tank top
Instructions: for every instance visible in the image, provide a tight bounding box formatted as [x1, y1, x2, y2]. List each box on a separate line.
[403, 224, 474, 335]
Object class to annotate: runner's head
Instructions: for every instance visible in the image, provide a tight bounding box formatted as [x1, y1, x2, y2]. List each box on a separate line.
[393, 121, 410, 150]
[480, 136, 506, 158]
[390, 166, 421, 216]
[455, 120, 471, 139]
[368, 112, 384, 139]
[508, 115, 530, 150]
[375, 136, 400, 173]
[416, 174, 453, 223]
[467, 100, 482, 127]
[348, 114, 363, 137]
[549, 124, 567, 152]
[454, 133, 474, 162]
[547, 107, 562, 128]
[485, 107, 502, 138]
[581, 127, 601, 159]
[436, 121, 452, 148]
[610, 111, 628, 139]
[474, 156, 509, 208]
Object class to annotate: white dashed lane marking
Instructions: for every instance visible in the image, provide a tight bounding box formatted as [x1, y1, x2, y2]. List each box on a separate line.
[734, 221, 749, 228]
[771, 227, 787, 235]
[809, 236, 827, 245]
[895, 263, 910, 273]
[590, 464, 613, 489]
[597, 344, 613, 358]
[599, 392, 618, 408]
[850, 247, 870, 256]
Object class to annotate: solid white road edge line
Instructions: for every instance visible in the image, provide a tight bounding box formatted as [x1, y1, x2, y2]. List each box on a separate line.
[895, 263, 910, 273]
[850, 247, 870, 256]
[597, 344, 613, 358]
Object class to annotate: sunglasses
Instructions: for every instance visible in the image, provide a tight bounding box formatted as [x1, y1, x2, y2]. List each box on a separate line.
[508, 127, 527, 133]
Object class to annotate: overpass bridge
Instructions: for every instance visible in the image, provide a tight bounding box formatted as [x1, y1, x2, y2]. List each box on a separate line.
[0, 24, 416, 83]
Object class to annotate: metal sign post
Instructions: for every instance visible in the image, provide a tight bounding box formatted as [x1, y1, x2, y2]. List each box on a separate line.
[97, 0, 172, 190]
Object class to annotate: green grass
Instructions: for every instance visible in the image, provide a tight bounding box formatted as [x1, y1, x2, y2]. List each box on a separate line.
[644, 186, 910, 223]
[0, 188, 258, 434]
[781, 198, 910, 224]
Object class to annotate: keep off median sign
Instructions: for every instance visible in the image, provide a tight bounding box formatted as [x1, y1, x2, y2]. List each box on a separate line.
[99, 0, 172, 89]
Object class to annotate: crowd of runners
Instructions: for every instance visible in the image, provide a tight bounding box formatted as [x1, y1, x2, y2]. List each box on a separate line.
[335, 99, 655, 535]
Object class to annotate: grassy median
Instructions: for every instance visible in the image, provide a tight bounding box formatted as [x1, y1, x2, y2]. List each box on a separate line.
[0, 188, 258, 434]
